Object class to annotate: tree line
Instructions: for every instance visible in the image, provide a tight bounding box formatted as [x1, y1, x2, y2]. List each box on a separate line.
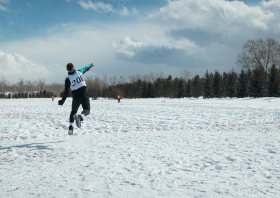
[0, 90, 56, 99]
[0, 78, 63, 98]
[97, 64, 278, 99]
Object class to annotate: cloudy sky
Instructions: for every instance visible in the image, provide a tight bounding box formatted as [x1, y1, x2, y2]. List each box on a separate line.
[0, 0, 280, 83]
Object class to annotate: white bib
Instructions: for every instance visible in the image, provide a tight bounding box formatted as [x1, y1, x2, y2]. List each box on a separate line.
[67, 70, 87, 91]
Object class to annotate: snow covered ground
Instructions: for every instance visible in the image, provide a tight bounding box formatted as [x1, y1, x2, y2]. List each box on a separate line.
[0, 97, 280, 197]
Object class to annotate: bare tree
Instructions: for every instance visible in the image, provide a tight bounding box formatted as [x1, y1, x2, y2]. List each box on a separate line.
[110, 75, 118, 86]
[25, 80, 34, 94]
[38, 79, 45, 92]
[237, 38, 280, 71]
[156, 72, 165, 79]
[143, 74, 149, 82]
[128, 75, 136, 83]
[12, 84, 18, 93]
[44, 82, 64, 96]
[129, 74, 142, 83]
[148, 72, 156, 83]
[0, 77, 8, 93]
[86, 75, 102, 99]
[180, 69, 191, 82]
[102, 73, 109, 88]
[17, 78, 25, 93]
[117, 76, 126, 84]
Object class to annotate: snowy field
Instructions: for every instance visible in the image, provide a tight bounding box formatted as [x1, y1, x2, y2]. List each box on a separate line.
[0, 97, 280, 197]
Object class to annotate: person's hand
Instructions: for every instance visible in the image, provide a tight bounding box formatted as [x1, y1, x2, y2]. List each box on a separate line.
[58, 100, 64, 106]
[91, 63, 95, 67]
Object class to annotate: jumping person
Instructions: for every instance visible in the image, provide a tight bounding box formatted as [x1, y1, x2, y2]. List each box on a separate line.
[58, 63, 95, 135]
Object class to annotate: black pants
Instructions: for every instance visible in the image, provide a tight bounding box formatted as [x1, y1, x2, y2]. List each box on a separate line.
[70, 91, 90, 123]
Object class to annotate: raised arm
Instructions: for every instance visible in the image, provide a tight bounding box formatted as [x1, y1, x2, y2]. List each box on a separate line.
[79, 63, 95, 74]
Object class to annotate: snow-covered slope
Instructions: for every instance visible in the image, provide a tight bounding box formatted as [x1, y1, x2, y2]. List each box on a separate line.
[0, 98, 279, 197]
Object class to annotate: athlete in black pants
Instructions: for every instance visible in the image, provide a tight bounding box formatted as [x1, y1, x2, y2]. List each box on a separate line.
[58, 62, 95, 135]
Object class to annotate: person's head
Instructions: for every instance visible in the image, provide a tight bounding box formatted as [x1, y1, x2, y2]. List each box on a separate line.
[67, 63, 75, 72]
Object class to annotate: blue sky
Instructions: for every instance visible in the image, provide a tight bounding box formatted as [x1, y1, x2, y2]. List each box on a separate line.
[0, 0, 279, 83]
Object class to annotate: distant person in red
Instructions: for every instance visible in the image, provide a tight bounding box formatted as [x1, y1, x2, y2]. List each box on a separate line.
[52, 96, 54, 101]
[117, 95, 121, 103]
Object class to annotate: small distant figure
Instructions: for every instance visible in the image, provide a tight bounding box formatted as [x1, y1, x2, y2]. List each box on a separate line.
[117, 95, 121, 103]
[52, 96, 54, 101]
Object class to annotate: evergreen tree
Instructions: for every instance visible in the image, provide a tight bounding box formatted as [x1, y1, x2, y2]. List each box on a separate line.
[164, 75, 173, 98]
[212, 71, 221, 98]
[267, 64, 279, 97]
[135, 79, 143, 98]
[246, 69, 253, 97]
[141, 81, 147, 98]
[192, 75, 202, 98]
[221, 72, 228, 97]
[172, 77, 179, 98]
[203, 70, 212, 98]
[125, 83, 132, 98]
[250, 66, 267, 97]
[185, 79, 192, 98]
[154, 78, 164, 98]
[177, 79, 185, 98]
[237, 69, 248, 98]
[8, 93, 11, 99]
[146, 82, 155, 98]
[226, 70, 237, 98]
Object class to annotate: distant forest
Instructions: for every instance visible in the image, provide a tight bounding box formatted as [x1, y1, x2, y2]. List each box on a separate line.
[1, 38, 280, 99]
[83, 64, 280, 99]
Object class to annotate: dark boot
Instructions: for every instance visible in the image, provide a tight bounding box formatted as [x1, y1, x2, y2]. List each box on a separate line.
[68, 125, 74, 135]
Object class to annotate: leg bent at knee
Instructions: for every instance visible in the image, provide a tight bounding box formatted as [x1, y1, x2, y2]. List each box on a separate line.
[81, 110, 90, 116]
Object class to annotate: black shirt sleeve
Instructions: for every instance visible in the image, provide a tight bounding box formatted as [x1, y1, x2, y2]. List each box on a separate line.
[62, 78, 70, 102]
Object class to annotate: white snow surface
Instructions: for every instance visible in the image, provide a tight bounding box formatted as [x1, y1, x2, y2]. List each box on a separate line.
[0, 98, 280, 197]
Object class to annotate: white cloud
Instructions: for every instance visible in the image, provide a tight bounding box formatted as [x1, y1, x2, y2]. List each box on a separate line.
[111, 0, 280, 71]
[0, 50, 49, 79]
[119, 6, 129, 16]
[117, 36, 144, 57]
[78, 1, 129, 16]
[78, 1, 113, 12]
[0, 23, 125, 82]
[0, 0, 9, 11]
[261, 0, 280, 8]
[132, 7, 139, 16]
[117, 35, 203, 59]
[148, 0, 276, 34]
